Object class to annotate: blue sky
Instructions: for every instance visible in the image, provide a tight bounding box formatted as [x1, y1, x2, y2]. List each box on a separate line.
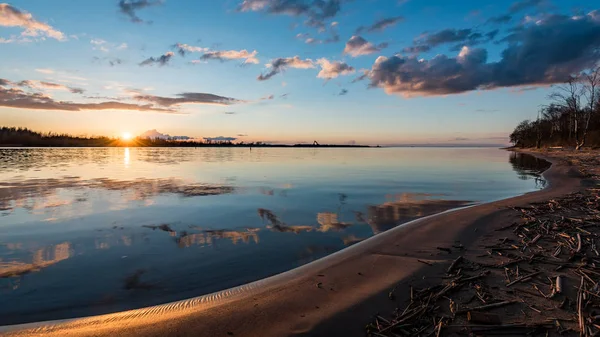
[0, 0, 598, 145]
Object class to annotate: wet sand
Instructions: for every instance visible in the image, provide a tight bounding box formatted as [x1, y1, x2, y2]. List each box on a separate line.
[0, 151, 585, 337]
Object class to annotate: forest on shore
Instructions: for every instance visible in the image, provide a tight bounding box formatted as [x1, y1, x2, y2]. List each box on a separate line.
[510, 67, 600, 149]
[0, 127, 367, 148]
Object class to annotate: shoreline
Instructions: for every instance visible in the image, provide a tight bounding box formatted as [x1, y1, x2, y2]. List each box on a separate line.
[0, 150, 587, 336]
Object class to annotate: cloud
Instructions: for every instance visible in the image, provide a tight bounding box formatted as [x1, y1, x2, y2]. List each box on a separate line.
[90, 38, 109, 52]
[402, 45, 432, 54]
[0, 83, 176, 113]
[366, 11, 600, 97]
[453, 137, 469, 141]
[418, 28, 472, 47]
[407, 27, 500, 53]
[35, 68, 54, 74]
[139, 51, 174, 66]
[238, 0, 342, 29]
[509, 0, 542, 14]
[134, 92, 242, 107]
[173, 43, 259, 64]
[260, 94, 274, 100]
[118, 0, 162, 23]
[117, 43, 128, 50]
[199, 49, 259, 64]
[355, 16, 404, 34]
[487, 14, 512, 24]
[224, 111, 236, 115]
[173, 43, 209, 56]
[139, 129, 191, 140]
[316, 58, 355, 80]
[93, 56, 124, 66]
[15, 79, 85, 94]
[296, 29, 339, 44]
[204, 136, 237, 142]
[338, 88, 348, 95]
[0, 3, 65, 41]
[257, 56, 315, 81]
[343, 35, 387, 57]
[237, 133, 248, 136]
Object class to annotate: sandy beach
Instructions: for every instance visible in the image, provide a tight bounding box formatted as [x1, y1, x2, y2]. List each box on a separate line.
[1, 149, 595, 337]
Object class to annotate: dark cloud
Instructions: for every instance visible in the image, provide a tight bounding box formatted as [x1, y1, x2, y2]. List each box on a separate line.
[355, 16, 404, 34]
[224, 111, 236, 115]
[338, 88, 348, 95]
[139, 51, 174, 66]
[257, 56, 314, 81]
[343, 35, 388, 57]
[0, 79, 12, 87]
[487, 14, 512, 24]
[509, 0, 542, 14]
[402, 45, 431, 54]
[421, 28, 473, 47]
[118, 0, 162, 23]
[204, 136, 237, 142]
[367, 11, 600, 97]
[410, 27, 500, 53]
[238, 0, 342, 29]
[134, 92, 242, 107]
[237, 133, 248, 136]
[0, 85, 176, 113]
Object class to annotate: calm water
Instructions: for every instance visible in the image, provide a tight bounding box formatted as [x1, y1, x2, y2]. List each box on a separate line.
[0, 147, 548, 325]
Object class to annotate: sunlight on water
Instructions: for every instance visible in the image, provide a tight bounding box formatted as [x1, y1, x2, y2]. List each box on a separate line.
[0, 147, 549, 325]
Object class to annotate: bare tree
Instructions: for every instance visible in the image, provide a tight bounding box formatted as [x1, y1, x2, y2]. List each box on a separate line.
[578, 67, 600, 150]
[549, 76, 583, 147]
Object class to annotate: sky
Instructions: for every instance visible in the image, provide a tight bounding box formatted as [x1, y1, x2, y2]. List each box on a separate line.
[0, 0, 598, 145]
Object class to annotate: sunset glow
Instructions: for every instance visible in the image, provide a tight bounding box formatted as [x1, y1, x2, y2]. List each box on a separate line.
[121, 132, 133, 141]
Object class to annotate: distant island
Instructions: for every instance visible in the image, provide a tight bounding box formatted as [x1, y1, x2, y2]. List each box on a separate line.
[0, 127, 370, 148]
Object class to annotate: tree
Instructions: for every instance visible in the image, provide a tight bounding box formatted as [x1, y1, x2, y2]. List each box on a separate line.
[578, 67, 600, 150]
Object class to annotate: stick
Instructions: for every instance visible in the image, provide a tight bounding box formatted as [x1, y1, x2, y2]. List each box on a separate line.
[578, 276, 584, 336]
[457, 300, 518, 314]
[556, 276, 563, 294]
[576, 233, 582, 253]
[418, 259, 433, 266]
[437, 247, 451, 254]
[467, 311, 501, 324]
[506, 271, 542, 287]
[435, 320, 442, 337]
[447, 256, 463, 274]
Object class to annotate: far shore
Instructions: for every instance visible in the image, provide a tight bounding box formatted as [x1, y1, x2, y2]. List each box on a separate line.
[1, 148, 597, 337]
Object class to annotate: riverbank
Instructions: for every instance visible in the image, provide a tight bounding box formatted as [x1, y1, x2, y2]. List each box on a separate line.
[1, 149, 594, 337]
[366, 148, 600, 336]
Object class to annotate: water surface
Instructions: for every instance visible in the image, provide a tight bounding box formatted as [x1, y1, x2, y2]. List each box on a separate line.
[0, 148, 548, 325]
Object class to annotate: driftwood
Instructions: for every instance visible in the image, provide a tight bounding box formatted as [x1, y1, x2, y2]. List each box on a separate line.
[467, 311, 502, 325]
[367, 159, 600, 337]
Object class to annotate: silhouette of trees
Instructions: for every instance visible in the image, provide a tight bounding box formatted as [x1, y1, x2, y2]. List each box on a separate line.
[0, 127, 367, 147]
[510, 67, 600, 149]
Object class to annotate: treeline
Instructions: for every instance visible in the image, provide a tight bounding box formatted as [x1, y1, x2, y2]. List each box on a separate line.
[0, 127, 368, 148]
[510, 67, 600, 149]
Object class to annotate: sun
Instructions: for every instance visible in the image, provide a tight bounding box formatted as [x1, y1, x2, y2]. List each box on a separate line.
[121, 132, 133, 141]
